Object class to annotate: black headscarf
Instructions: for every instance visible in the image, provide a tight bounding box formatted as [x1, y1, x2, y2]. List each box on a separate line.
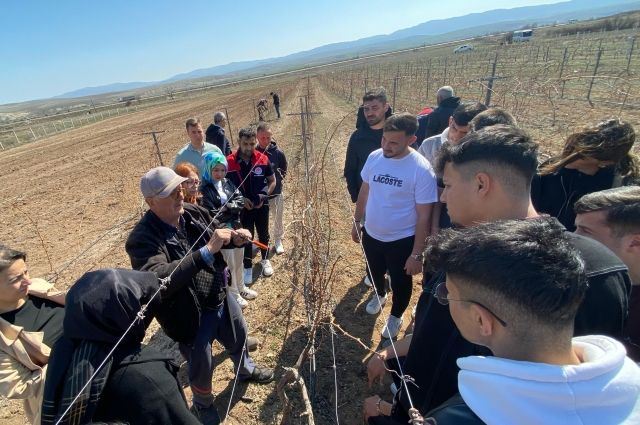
[41, 269, 161, 425]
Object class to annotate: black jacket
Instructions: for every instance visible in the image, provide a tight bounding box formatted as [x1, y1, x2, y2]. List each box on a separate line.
[344, 125, 383, 202]
[531, 166, 635, 231]
[423, 96, 460, 139]
[392, 220, 631, 422]
[200, 178, 244, 228]
[257, 140, 288, 196]
[125, 204, 226, 344]
[205, 124, 231, 156]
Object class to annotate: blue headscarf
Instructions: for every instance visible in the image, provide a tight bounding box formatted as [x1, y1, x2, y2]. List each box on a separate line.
[202, 151, 228, 183]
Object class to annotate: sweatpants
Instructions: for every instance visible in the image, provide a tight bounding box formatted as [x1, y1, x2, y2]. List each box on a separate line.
[178, 297, 255, 408]
[274, 103, 281, 118]
[269, 193, 284, 242]
[241, 204, 270, 268]
[362, 228, 414, 318]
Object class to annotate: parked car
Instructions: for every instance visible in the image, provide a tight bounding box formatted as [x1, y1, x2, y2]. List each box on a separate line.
[454, 44, 474, 53]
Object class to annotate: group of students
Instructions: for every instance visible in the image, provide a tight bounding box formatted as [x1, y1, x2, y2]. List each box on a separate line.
[0, 114, 289, 424]
[344, 86, 640, 423]
[2, 84, 640, 424]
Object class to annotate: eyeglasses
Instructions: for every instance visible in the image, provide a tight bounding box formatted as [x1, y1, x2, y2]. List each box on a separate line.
[433, 282, 508, 327]
[184, 178, 200, 187]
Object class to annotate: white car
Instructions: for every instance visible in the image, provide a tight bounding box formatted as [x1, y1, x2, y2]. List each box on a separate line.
[454, 44, 474, 53]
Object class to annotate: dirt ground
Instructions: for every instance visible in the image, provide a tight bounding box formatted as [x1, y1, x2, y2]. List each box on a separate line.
[0, 76, 417, 424]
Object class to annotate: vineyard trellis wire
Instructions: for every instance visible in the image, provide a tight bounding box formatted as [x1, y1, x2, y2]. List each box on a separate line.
[317, 28, 640, 150]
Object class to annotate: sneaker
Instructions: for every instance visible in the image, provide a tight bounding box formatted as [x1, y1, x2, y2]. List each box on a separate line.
[275, 240, 285, 255]
[261, 259, 274, 277]
[365, 293, 387, 315]
[243, 268, 253, 285]
[240, 287, 258, 300]
[363, 275, 372, 287]
[189, 404, 221, 425]
[242, 365, 275, 384]
[236, 296, 248, 309]
[381, 315, 403, 339]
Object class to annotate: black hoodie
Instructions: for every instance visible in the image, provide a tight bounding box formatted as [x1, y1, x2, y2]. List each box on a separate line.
[257, 140, 288, 196]
[344, 125, 383, 202]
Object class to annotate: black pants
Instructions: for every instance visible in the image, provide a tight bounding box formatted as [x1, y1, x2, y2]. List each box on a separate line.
[241, 204, 270, 268]
[362, 229, 414, 318]
[274, 103, 280, 118]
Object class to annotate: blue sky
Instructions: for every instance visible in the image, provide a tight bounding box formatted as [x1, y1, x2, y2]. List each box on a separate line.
[1, 0, 562, 104]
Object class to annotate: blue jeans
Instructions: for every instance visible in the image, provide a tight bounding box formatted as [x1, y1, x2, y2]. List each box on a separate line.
[179, 296, 255, 407]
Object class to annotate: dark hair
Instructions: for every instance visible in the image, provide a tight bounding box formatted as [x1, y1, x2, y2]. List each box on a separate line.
[575, 186, 640, 237]
[0, 245, 27, 273]
[256, 122, 271, 133]
[435, 124, 538, 192]
[425, 217, 587, 329]
[185, 117, 201, 130]
[362, 87, 388, 104]
[383, 113, 418, 136]
[451, 102, 488, 126]
[539, 118, 638, 179]
[238, 126, 256, 140]
[471, 107, 517, 131]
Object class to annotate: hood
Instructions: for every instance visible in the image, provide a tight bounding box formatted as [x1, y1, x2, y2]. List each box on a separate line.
[257, 140, 279, 152]
[457, 336, 640, 425]
[64, 268, 160, 347]
[440, 96, 460, 109]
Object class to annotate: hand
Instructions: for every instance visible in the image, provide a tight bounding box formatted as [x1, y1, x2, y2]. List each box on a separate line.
[404, 255, 423, 276]
[363, 395, 385, 422]
[244, 199, 254, 210]
[351, 222, 362, 243]
[206, 228, 233, 253]
[254, 194, 267, 209]
[367, 352, 387, 388]
[232, 228, 252, 246]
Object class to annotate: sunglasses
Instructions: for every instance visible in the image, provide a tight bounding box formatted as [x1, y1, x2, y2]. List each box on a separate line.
[433, 282, 507, 327]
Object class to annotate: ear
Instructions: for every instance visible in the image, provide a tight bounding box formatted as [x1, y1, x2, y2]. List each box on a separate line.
[448, 116, 454, 127]
[409, 135, 417, 145]
[145, 197, 155, 208]
[626, 233, 640, 253]
[474, 172, 491, 197]
[470, 303, 496, 337]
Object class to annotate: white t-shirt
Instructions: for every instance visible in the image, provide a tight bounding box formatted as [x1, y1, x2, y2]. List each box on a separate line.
[360, 148, 438, 242]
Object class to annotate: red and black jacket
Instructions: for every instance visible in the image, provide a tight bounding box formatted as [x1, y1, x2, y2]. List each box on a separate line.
[226, 149, 273, 204]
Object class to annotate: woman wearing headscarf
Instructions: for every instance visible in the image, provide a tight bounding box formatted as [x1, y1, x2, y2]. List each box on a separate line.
[41, 268, 199, 425]
[532, 118, 639, 231]
[200, 151, 257, 308]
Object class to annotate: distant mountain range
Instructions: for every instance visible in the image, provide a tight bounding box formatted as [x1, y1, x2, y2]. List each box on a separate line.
[49, 0, 640, 100]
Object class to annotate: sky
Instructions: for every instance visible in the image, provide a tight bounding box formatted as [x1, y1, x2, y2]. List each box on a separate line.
[1, 0, 564, 104]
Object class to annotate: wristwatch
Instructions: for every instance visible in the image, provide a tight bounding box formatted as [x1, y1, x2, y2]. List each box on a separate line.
[411, 252, 424, 261]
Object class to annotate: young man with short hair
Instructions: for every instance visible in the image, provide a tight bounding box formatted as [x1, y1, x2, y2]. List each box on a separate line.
[226, 127, 276, 283]
[418, 218, 640, 424]
[575, 186, 640, 361]
[352, 113, 437, 338]
[418, 102, 487, 165]
[174, 118, 223, 175]
[256, 122, 288, 255]
[345, 88, 392, 287]
[364, 125, 631, 423]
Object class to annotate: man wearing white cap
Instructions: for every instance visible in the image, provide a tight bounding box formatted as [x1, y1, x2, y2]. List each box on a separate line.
[126, 166, 274, 425]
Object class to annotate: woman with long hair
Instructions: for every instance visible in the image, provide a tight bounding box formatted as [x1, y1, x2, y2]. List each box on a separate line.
[531, 118, 639, 231]
[174, 161, 201, 205]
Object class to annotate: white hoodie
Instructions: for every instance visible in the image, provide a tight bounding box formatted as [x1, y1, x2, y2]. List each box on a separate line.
[457, 336, 640, 425]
